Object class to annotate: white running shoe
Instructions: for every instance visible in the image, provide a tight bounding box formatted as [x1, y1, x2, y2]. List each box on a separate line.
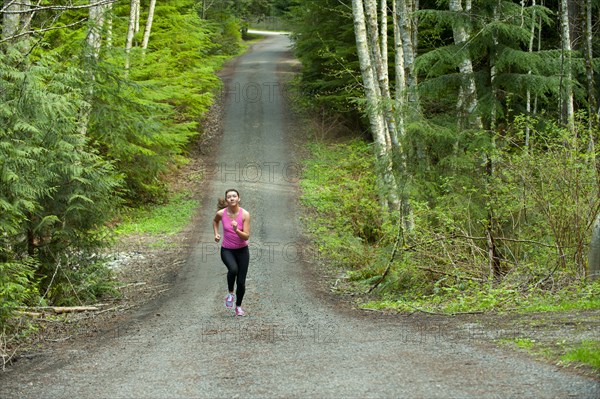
[225, 293, 234, 309]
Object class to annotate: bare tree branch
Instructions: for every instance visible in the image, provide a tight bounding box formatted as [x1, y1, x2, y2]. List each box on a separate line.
[1, 0, 117, 14]
[0, 18, 87, 44]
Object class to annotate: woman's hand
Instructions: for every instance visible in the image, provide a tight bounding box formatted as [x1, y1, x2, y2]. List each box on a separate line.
[231, 221, 238, 231]
[214, 233, 221, 242]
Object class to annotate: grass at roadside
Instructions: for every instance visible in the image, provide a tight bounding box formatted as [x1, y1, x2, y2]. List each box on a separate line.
[359, 282, 600, 314]
[113, 192, 198, 242]
[499, 335, 600, 374]
[561, 340, 600, 369]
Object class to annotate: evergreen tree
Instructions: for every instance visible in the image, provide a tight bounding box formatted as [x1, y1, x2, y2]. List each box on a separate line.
[0, 47, 121, 305]
[289, 0, 362, 119]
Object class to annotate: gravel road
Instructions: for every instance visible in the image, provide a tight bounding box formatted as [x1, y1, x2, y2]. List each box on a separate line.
[1, 32, 599, 399]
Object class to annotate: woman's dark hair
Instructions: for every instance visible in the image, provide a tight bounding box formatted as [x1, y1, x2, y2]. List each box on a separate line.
[217, 189, 240, 209]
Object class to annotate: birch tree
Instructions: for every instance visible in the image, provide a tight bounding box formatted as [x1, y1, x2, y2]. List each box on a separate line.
[350, 0, 425, 229]
[523, 0, 540, 147]
[124, 0, 138, 71]
[1, 0, 33, 60]
[450, 0, 481, 129]
[351, 0, 400, 210]
[142, 0, 157, 50]
[396, 0, 419, 120]
[87, 0, 105, 59]
[364, 0, 395, 150]
[133, 0, 141, 35]
[78, 0, 106, 138]
[559, 0, 575, 132]
[2, 0, 21, 46]
[392, 0, 406, 141]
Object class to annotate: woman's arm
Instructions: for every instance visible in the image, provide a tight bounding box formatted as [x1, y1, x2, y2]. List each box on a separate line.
[213, 210, 223, 242]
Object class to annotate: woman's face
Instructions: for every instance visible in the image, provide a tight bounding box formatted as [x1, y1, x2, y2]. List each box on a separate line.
[226, 191, 239, 206]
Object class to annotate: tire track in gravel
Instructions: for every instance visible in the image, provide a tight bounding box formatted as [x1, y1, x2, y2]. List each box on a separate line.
[1, 32, 599, 399]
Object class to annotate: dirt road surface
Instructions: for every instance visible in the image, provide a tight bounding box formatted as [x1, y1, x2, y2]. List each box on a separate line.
[2, 32, 599, 399]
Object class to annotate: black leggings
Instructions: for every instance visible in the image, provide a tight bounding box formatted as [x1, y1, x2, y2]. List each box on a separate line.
[220, 246, 249, 307]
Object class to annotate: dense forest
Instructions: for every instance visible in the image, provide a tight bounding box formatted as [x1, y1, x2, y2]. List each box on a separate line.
[289, 0, 600, 302]
[1, 0, 599, 333]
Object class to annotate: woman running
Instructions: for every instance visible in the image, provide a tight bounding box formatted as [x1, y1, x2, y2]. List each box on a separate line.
[213, 188, 251, 316]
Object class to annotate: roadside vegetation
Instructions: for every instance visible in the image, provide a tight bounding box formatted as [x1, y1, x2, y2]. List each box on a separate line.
[298, 134, 600, 373]
[114, 192, 199, 239]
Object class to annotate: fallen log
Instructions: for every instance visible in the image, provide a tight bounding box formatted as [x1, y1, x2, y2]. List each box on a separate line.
[19, 306, 100, 314]
[50, 306, 100, 314]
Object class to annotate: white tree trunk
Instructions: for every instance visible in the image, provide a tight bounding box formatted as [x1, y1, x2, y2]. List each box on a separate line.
[352, 0, 400, 210]
[2, 0, 21, 43]
[380, 0, 388, 84]
[133, 0, 140, 34]
[395, 0, 419, 119]
[560, 0, 574, 132]
[2, 0, 31, 55]
[378, 0, 400, 149]
[106, 2, 113, 48]
[392, 0, 406, 142]
[524, 0, 538, 148]
[353, 0, 388, 153]
[364, 0, 395, 151]
[79, 0, 106, 138]
[87, 0, 104, 59]
[124, 0, 137, 72]
[141, 0, 157, 50]
[490, 3, 499, 130]
[450, 0, 481, 129]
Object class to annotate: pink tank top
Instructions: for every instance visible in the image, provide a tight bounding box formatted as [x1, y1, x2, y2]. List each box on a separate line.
[221, 207, 248, 249]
